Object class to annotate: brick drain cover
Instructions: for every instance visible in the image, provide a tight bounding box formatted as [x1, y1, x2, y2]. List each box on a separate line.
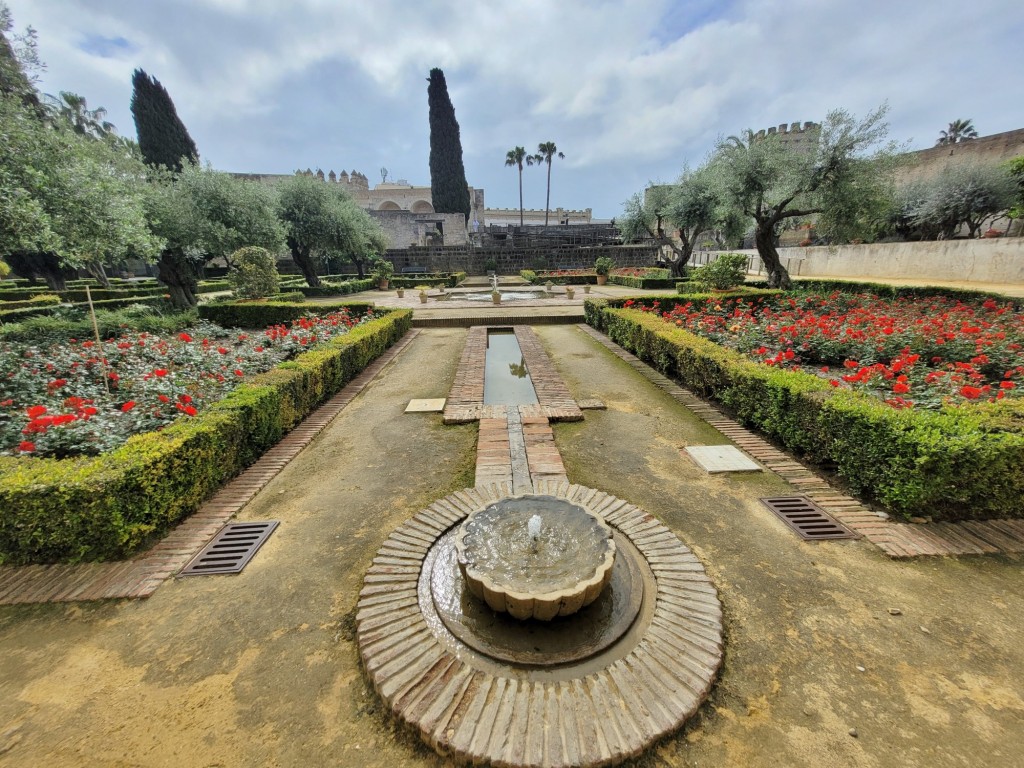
[180, 521, 279, 575]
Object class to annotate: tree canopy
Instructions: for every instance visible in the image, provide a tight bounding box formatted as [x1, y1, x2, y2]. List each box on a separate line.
[427, 68, 471, 222]
[533, 141, 565, 226]
[504, 146, 535, 226]
[145, 165, 283, 306]
[619, 166, 729, 276]
[130, 68, 199, 172]
[276, 174, 386, 286]
[936, 119, 979, 146]
[709, 105, 899, 287]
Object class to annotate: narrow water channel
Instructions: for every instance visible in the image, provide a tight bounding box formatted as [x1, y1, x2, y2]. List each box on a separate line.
[483, 330, 539, 405]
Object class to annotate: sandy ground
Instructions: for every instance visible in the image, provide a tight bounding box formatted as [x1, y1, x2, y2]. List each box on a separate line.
[1, 325, 1022, 768]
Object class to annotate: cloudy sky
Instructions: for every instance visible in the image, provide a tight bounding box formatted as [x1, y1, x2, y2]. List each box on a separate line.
[8, 0, 1023, 220]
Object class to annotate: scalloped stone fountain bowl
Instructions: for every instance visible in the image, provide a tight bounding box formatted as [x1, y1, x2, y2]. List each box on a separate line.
[454, 495, 616, 621]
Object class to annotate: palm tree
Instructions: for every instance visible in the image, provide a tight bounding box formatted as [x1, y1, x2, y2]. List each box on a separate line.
[43, 91, 117, 139]
[504, 146, 535, 226]
[936, 119, 978, 146]
[532, 141, 565, 226]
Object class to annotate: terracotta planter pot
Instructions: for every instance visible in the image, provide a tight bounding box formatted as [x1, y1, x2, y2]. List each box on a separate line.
[419, 293, 428, 303]
[596, 275, 608, 286]
[565, 288, 575, 299]
[377, 279, 389, 290]
[491, 293, 501, 305]
[396, 289, 405, 298]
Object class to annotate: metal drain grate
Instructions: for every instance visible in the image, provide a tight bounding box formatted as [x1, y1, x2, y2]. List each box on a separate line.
[180, 521, 279, 575]
[759, 497, 859, 541]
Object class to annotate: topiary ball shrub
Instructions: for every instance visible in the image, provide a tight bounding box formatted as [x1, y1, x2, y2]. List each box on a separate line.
[228, 246, 280, 299]
[691, 253, 748, 291]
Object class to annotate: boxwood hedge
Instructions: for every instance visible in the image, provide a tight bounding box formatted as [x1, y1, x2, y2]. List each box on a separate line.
[0, 308, 412, 564]
[585, 296, 1024, 522]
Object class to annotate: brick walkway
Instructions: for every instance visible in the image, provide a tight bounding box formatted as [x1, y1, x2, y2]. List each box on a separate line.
[0, 330, 421, 606]
[578, 325, 1024, 558]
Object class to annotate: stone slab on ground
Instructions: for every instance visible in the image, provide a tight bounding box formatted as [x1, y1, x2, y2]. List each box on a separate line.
[685, 445, 763, 473]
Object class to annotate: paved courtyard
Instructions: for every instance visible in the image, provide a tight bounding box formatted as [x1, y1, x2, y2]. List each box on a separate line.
[1, 323, 1022, 767]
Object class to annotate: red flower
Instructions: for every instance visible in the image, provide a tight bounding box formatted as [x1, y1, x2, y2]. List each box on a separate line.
[53, 414, 77, 425]
[178, 333, 193, 342]
[829, 380, 840, 387]
[121, 401, 137, 412]
[960, 386, 983, 400]
[153, 368, 168, 377]
[158, 394, 170, 403]
[17, 441, 35, 452]
[183, 405, 198, 417]
[893, 382, 910, 394]
[234, 369, 244, 377]
[26, 405, 47, 418]
[48, 378, 68, 389]
[843, 360, 859, 369]
[179, 394, 192, 404]
[218, 347, 229, 355]
[1000, 381, 1015, 390]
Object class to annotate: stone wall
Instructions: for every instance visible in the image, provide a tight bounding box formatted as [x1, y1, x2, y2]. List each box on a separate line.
[730, 238, 1024, 284]
[370, 211, 468, 248]
[484, 207, 593, 226]
[383, 244, 658, 276]
[897, 128, 1024, 184]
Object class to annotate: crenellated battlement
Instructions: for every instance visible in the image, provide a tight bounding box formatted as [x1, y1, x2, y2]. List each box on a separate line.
[295, 168, 370, 188]
[753, 121, 820, 141]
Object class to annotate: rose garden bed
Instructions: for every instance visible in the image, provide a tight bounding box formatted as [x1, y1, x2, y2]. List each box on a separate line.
[585, 288, 1024, 522]
[0, 302, 411, 564]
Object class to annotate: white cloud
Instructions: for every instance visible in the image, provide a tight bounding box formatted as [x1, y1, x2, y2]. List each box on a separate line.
[5, 0, 1022, 218]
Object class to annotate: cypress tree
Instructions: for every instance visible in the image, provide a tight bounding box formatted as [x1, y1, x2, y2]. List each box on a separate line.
[130, 68, 198, 171]
[427, 68, 471, 223]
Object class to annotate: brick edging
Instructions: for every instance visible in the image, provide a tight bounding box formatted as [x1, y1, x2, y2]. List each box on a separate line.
[577, 324, 1024, 559]
[0, 330, 421, 605]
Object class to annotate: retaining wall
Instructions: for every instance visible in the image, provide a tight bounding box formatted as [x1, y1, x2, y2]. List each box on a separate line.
[716, 238, 1024, 284]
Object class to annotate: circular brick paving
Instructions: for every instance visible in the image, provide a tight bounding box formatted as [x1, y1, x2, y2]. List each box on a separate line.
[355, 482, 723, 767]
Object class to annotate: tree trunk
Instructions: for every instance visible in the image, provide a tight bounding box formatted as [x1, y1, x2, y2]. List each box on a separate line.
[289, 240, 321, 287]
[157, 250, 199, 308]
[86, 262, 111, 288]
[518, 167, 524, 226]
[353, 258, 366, 279]
[544, 162, 552, 226]
[754, 222, 792, 289]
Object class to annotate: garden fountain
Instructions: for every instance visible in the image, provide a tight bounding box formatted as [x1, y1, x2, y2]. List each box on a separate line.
[454, 495, 616, 620]
[357, 483, 723, 766]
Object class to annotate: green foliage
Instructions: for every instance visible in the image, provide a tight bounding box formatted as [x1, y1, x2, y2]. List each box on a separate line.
[587, 303, 1024, 520]
[520, 269, 537, 283]
[370, 257, 394, 281]
[0, 309, 412, 563]
[198, 299, 375, 328]
[594, 256, 615, 275]
[691, 253, 748, 290]
[427, 68, 472, 222]
[130, 68, 199, 172]
[275, 174, 386, 287]
[228, 246, 280, 299]
[709, 105, 899, 286]
[0, 304, 194, 342]
[904, 164, 1016, 239]
[295, 279, 374, 297]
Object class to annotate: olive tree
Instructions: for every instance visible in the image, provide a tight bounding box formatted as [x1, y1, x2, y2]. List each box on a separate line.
[145, 165, 284, 307]
[619, 165, 730, 277]
[276, 174, 387, 285]
[709, 105, 899, 288]
[910, 164, 1015, 239]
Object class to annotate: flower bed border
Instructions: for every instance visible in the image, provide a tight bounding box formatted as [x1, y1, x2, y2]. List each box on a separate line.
[584, 295, 1024, 522]
[0, 306, 412, 564]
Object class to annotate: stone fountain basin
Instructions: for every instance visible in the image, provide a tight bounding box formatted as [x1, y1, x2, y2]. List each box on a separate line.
[454, 495, 616, 621]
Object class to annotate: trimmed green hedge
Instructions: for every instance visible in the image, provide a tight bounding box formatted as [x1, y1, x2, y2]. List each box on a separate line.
[585, 298, 1024, 521]
[0, 294, 62, 311]
[296, 279, 375, 297]
[198, 300, 375, 328]
[749, 278, 1024, 308]
[609, 275, 677, 289]
[0, 308, 412, 564]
